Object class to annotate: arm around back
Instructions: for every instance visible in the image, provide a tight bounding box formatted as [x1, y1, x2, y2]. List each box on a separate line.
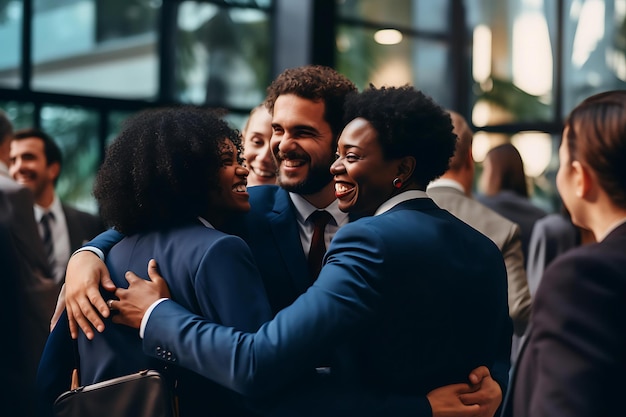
[64, 228, 125, 339]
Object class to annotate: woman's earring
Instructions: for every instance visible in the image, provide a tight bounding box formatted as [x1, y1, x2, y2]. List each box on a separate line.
[392, 177, 403, 189]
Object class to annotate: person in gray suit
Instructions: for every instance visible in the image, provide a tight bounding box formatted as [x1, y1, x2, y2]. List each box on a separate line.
[0, 111, 57, 417]
[9, 128, 104, 284]
[427, 111, 531, 340]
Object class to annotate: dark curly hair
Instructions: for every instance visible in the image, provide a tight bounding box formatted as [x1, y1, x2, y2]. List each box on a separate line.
[93, 106, 243, 235]
[264, 65, 357, 141]
[343, 85, 456, 189]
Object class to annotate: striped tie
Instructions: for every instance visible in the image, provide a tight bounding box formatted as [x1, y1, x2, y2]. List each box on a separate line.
[40, 211, 56, 274]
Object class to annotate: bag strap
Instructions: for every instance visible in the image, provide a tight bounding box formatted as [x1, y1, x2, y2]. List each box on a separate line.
[70, 338, 80, 390]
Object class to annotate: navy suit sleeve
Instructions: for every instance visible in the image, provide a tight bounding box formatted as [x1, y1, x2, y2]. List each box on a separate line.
[35, 311, 75, 417]
[144, 225, 438, 416]
[142, 223, 385, 398]
[192, 235, 272, 332]
[84, 228, 125, 257]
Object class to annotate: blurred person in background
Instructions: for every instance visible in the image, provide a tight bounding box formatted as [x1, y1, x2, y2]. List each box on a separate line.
[242, 104, 276, 186]
[477, 142, 548, 265]
[503, 90, 626, 417]
[10, 128, 105, 284]
[0, 111, 55, 417]
[525, 204, 595, 299]
[427, 111, 526, 346]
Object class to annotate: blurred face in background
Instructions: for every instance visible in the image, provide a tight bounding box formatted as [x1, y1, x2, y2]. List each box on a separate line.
[9, 137, 59, 202]
[242, 106, 276, 186]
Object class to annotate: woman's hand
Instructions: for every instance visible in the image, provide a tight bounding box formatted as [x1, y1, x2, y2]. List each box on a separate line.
[111, 259, 171, 329]
[64, 251, 117, 340]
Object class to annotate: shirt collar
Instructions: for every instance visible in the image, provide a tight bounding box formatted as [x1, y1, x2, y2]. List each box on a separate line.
[289, 192, 349, 226]
[197, 216, 215, 229]
[0, 161, 9, 178]
[427, 178, 465, 194]
[375, 190, 429, 216]
[34, 194, 63, 222]
[597, 217, 626, 242]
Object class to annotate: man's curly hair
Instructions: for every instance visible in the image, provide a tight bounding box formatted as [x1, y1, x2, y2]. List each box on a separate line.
[343, 85, 456, 189]
[93, 106, 243, 235]
[264, 65, 357, 140]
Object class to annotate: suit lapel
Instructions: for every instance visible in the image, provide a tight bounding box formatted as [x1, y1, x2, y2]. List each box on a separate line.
[269, 189, 311, 294]
[62, 204, 81, 251]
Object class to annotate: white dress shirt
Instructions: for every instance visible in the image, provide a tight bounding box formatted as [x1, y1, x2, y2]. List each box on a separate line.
[289, 192, 349, 258]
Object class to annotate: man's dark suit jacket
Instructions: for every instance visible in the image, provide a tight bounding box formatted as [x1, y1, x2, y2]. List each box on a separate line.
[0, 221, 25, 417]
[37, 222, 272, 417]
[223, 185, 360, 315]
[140, 198, 510, 414]
[62, 203, 105, 254]
[477, 190, 548, 264]
[0, 176, 55, 417]
[525, 213, 579, 298]
[502, 222, 626, 417]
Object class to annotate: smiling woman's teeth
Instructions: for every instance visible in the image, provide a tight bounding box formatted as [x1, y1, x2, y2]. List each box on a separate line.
[234, 184, 247, 192]
[335, 183, 352, 193]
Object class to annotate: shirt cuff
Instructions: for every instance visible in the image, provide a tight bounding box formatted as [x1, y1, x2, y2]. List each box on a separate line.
[139, 298, 169, 339]
[72, 246, 105, 262]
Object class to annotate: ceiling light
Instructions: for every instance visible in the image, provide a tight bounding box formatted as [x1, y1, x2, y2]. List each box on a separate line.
[374, 29, 403, 45]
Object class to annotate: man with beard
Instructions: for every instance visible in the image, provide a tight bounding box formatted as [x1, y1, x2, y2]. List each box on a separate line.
[221, 65, 355, 314]
[61, 66, 504, 417]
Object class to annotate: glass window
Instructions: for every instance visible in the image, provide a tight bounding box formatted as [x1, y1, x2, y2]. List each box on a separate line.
[0, 101, 35, 130]
[32, 0, 159, 99]
[0, 0, 22, 88]
[412, 38, 453, 108]
[338, 0, 450, 31]
[106, 110, 137, 147]
[175, 2, 272, 108]
[467, 0, 556, 126]
[40, 105, 100, 214]
[562, 0, 626, 117]
[337, 24, 406, 89]
[224, 111, 248, 133]
[96, 0, 159, 43]
[336, 25, 452, 107]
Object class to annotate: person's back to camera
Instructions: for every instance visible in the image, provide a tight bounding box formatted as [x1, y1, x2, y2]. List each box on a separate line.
[37, 106, 272, 417]
[478, 142, 548, 263]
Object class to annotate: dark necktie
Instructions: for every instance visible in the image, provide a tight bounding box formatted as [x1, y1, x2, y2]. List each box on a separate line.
[40, 211, 56, 274]
[307, 210, 333, 281]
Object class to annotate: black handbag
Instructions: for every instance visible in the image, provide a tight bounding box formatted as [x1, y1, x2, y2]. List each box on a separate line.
[53, 340, 179, 417]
